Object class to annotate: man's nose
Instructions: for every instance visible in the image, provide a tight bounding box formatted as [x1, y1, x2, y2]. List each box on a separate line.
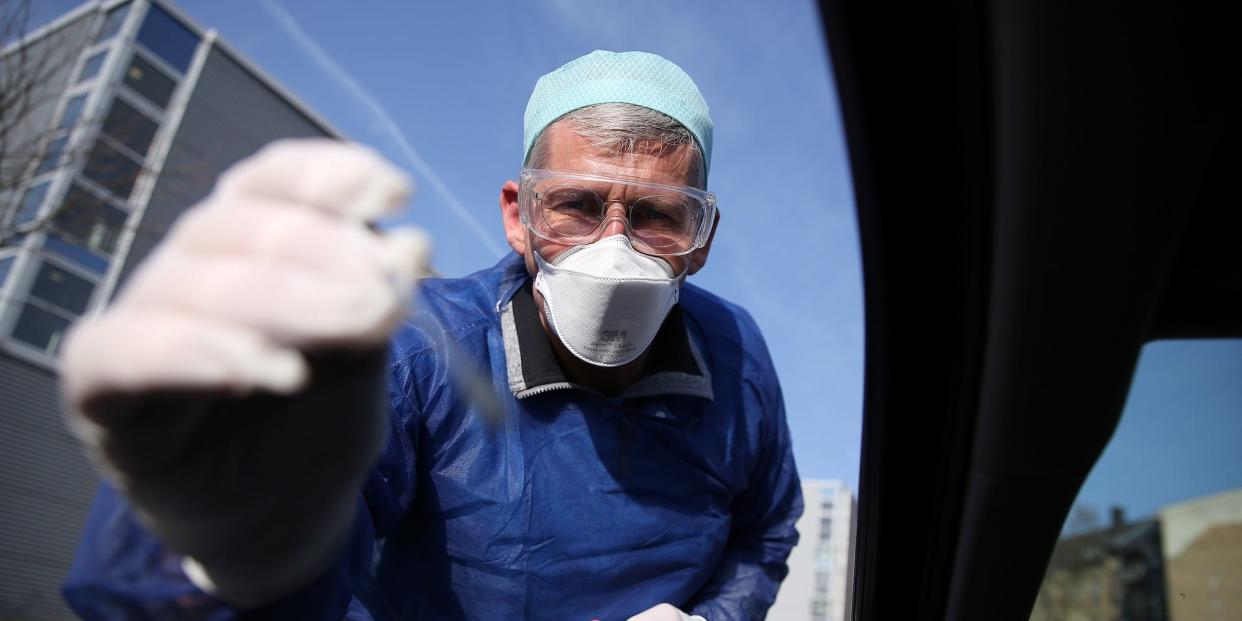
[600, 201, 628, 237]
[601, 217, 628, 237]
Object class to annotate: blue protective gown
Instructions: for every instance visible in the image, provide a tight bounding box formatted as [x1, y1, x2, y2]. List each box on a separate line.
[63, 253, 803, 620]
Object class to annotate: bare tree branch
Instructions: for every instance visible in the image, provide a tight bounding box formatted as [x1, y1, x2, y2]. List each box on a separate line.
[1, 2, 219, 258]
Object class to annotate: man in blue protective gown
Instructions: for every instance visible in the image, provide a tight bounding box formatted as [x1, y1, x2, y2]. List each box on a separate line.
[60, 51, 802, 621]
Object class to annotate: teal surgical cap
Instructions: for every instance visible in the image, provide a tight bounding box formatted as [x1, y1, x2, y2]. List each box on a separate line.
[523, 50, 713, 175]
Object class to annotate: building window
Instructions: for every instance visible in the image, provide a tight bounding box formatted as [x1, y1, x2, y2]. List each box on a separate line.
[44, 235, 109, 275]
[11, 303, 72, 354]
[810, 598, 828, 621]
[78, 50, 108, 83]
[135, 4, 199, 73]
[59, 95, 87, 129]
[94, 3, 131, 43]
[34, 134, 69, 176]
[101, 98, 159, 158]
[12, 182, 50, 228]
[45, 183, 127, 273]
[0, 255, 13, 288]
[82, 140, 143, 200]
[123, 52, 176, 109]
[10, 258, 97, 355]
[816, 570, 831, 592]
[29, 261, 95, 315]
[52, 184, 127, 255]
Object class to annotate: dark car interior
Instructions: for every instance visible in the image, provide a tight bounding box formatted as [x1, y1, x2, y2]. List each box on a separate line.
[817, 2, 1240, 618]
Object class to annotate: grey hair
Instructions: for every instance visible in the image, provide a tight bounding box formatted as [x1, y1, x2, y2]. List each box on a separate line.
[525, 103, 705, 186]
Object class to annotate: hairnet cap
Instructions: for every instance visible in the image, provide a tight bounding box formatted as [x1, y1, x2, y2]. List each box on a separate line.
[523, 50, 713, 175]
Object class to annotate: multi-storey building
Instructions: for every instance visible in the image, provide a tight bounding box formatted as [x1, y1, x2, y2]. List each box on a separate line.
[0, 1, 337, 617]
[1030, 509, 1169, 621]
[769, 478, 857, 621]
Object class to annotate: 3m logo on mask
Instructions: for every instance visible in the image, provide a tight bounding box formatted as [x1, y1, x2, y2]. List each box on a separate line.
[600, 330, 628, 343]
[591, 330, 634, 357]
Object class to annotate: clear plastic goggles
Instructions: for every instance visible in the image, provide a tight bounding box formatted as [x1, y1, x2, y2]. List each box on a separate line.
[518, 168, 717, 257]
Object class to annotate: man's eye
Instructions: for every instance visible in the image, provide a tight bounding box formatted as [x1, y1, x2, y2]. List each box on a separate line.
[640, 207, 672, 221]
[635, 202, 685, 224]
[546, 189, 599, 214]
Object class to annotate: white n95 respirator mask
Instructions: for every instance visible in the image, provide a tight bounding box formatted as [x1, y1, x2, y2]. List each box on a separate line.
[533, 235, 683, 367]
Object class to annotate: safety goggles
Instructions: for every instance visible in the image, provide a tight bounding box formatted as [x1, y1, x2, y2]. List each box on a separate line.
[518, 168, 717, 257]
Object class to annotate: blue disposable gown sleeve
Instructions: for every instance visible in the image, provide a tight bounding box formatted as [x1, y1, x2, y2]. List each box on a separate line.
[61, 355, 421, 620]
[687, 373, 804, 621]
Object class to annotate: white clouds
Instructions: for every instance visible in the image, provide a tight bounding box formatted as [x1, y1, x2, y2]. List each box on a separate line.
[256, 0, 507, 259]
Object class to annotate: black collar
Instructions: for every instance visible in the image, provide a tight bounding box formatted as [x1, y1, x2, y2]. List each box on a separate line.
[501, 281, 714, 400]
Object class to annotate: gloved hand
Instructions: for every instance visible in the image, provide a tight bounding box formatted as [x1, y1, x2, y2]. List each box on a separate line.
[626, 603, 707, 621]
[60, 139, 430, 607]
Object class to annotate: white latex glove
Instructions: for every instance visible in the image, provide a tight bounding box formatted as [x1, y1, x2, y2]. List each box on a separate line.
[61, 139, 430, 607]
[626, 603, 707, 621]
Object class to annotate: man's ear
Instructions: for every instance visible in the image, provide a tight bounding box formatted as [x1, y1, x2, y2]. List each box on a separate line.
[687, 210, 720, 275]
[500, 179, 527, 256]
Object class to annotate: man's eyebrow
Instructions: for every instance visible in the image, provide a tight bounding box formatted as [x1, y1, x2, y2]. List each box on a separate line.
[546, 179, 615, 195]
[543, 174, 693, 197]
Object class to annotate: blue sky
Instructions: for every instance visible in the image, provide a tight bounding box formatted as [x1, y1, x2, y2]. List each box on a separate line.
[1078, 339, 1242, 520]
[29, 0, 1242, 522]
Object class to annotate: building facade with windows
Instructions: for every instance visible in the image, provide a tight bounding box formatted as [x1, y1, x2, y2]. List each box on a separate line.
[0, 1, 337, 618]
[1030, 511, 1168, 621]
[769, 479, 857, 621]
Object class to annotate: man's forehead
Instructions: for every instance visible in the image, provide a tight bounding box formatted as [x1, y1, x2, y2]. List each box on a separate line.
[539, 123, 703, 189]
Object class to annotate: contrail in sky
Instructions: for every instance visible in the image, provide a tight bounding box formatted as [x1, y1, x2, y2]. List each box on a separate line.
[257, 0, 507, 258]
